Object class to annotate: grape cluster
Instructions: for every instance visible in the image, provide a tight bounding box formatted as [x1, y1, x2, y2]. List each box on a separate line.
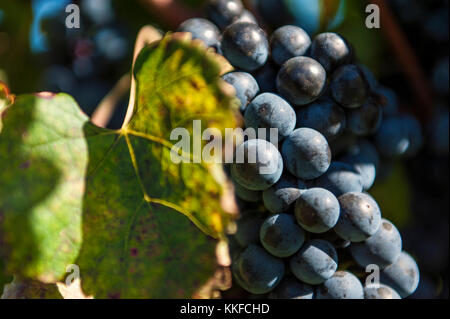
[177, 0, 423, 299]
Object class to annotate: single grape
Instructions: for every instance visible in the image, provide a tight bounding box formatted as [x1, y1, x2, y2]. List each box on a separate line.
[380, 251, 420, 298]
[334, 192, 381, 242]
[277, 56, 327, 106]
[268, 277, 314, 299]
[314, 161, 363, 197]
[244, 93, 296, 141]
[221, 22, 269, 71]
[95, 27, 129, 62]
[296, 97, 346, 141]
[206, 0, 244, 29]
[351, 219, 402, 269]
[260, 214, 305, 257]
[364, 284, 401, 299]
[374, 114, 423, 158]
[330, 64, 370, 109]
[81, 0, 114, 25]
[231, 139, 283, 191]
[270, 25, 311, 66]
[222, 71, 260, 113]
[234, 210, 266, 247]
[231, 175, 262, 202]
[232, 244, 285, 294]
[282, 128, 331, 180]
[346, 97, 383, 136]
[289, 239, 338, 285]
[262, 173, 307, 214]
[177, 18, 221, 49]
[317, 271, 364, 299]
[295, 188, 340, 233]
[309, 32, 351, 73]
[339, 140, 379, 190]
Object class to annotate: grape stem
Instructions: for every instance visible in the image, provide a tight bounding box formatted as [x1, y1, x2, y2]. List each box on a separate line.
[369, 0, 434, 122]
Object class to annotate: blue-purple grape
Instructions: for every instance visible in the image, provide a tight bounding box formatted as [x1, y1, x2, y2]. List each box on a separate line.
[282, 128, 331, 180]
[260, 214, 305, 257]
[277, 56, 327, 106]
[232, 244, 285, 294]
[295, 188, 340, 233]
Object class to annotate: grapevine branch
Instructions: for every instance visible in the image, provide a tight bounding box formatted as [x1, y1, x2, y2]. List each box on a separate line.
[370, 0, 434, 121]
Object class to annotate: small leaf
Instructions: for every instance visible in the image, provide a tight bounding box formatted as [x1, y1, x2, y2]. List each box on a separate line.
[0, 33, 238, 298]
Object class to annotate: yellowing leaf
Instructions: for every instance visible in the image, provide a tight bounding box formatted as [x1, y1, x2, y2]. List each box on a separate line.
[0, 33, 239, 298]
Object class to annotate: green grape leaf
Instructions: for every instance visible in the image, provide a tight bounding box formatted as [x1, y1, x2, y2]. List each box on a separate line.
[0, 33, 239, 298]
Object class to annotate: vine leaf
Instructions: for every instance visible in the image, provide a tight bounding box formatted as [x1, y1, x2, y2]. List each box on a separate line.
[0, 33, 239, 298]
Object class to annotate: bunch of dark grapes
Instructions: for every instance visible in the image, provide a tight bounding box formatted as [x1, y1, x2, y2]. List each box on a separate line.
[176, 0, 424, 299]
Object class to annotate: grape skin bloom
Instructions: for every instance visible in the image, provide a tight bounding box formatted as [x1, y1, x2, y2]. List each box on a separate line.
[221, 22, 269, 71]
[334, 192, 382, 243]
[244, 92, 296, 142]
[260, 213, 305, 258]
[277, 56, 327, 106]
[295, 187, 340, 234]
[317, 271, 364, 299]
[289, 239, 338, 285]
[232, 244, 285, 294]
[231, 139, 283, 191]
[282, 128, 331, 180]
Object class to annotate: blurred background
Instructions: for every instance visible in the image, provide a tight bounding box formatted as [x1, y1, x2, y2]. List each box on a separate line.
[0, 0, 448, 299]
